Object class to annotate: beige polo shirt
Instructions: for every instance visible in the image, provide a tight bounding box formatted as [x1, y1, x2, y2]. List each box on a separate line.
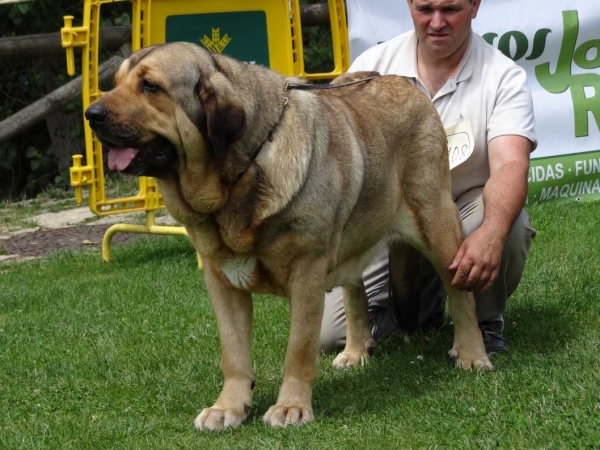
[349, 31, 537, 200]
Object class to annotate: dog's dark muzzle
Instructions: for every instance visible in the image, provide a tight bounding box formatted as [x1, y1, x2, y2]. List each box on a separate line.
[85, 104, 108, 126]
[84, 103, 179, 178]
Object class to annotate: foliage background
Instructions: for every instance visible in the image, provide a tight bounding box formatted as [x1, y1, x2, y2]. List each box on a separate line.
[0, 1, 127, 199]
[0, 0, 335, 200]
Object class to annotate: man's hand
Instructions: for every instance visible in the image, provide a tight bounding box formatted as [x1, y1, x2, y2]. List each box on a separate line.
[449, 224, 504, 293]
[449, 134, 532, 294]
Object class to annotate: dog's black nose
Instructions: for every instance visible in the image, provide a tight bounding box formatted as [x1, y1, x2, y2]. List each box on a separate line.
[85, 104, 107, 123]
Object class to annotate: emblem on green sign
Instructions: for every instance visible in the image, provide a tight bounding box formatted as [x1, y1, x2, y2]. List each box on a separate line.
[166, 11, 270, 67]
[201, 28, 232, 54]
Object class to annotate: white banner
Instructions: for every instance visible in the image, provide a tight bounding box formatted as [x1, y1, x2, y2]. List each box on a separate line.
[347, 0, 600, 203]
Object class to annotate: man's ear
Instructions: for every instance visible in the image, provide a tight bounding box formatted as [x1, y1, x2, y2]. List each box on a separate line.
[199, 72, 246, 159]
[471, 0, 482, 18]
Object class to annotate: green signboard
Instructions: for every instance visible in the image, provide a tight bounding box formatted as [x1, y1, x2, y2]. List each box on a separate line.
[528, 149, 600, 204]
[166, 11, 270, 67]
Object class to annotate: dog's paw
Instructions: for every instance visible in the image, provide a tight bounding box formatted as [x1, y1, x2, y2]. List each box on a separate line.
[332, 338, 376, 369]
[448, 347, 493, 372]
[194, 405, 249, 431]
[332, 350, 369, 369]
[263, 403, 314, 428]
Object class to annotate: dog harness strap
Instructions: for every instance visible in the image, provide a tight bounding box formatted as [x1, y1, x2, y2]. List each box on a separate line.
[232, 77, 380, 184]
[231, 90, 290, 186]
[287, 75, 381, 91]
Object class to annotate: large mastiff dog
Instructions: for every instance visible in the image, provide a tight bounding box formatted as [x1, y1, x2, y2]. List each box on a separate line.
[85, 42, 492, 430]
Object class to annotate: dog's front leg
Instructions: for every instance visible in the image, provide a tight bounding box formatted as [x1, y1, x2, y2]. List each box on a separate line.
[263, 257, 327, 428]
[195, 262, 254, 432]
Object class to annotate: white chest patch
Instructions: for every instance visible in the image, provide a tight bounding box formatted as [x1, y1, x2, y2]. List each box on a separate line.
[221, 256, 257, 290]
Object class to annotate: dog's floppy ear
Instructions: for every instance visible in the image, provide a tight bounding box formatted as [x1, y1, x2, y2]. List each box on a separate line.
[199, 72, 246, 159]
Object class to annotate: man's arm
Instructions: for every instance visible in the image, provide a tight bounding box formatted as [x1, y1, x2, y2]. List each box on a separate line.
[449, 135, 531, 292]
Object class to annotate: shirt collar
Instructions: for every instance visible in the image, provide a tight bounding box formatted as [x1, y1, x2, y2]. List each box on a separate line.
[400, 30, 476, 84]
[395, 31, 419, 78]
[455, 32, 475, 83]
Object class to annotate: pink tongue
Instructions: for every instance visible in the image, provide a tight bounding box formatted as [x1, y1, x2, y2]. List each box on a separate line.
[108, 148, 140, 171]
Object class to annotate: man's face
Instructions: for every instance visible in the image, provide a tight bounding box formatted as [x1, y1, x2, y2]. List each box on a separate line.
[408, 0, 481, 59]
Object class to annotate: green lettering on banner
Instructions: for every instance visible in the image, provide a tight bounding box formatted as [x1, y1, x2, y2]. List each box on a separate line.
[526, 28, 552, 61]
[166, 11, 270, 67]
[528, 150, 600, 203]
[498, 31, 529, 61]
[535, 10, 600, 138]
[482, 28, 551, 61]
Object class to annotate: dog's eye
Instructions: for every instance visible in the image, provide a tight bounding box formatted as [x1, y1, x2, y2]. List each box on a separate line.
[141, 79, 160, 94]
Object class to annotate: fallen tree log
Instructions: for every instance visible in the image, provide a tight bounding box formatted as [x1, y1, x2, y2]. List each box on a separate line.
[0, 26, 131, 62]
[0, 2, 332, 61]
[0, 48, 127, 143]
[300, 2, 332, 27]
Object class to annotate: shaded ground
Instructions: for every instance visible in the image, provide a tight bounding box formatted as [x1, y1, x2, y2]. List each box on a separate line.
[0, 205, 176, 263]
[2, 225, 159, 257]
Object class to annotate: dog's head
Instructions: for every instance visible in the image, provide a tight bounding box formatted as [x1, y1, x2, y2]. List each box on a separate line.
[85, 42, 254, 178]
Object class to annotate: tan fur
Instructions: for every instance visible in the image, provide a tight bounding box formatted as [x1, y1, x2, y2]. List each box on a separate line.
[87, 42, 492, 431]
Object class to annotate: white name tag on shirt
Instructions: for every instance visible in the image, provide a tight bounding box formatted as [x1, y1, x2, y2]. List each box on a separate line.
[445, 120, 474, 170]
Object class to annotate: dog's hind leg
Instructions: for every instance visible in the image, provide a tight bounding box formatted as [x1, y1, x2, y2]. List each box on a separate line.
[332, 280, 376, 369]
[194, 261, 254, 432]
[397, 199, 492, 371]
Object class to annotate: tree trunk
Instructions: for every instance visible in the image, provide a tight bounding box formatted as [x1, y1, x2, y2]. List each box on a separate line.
[0, 26, 131, 62]
[300, 3, 332, 27]
[42, 60, 85, 172]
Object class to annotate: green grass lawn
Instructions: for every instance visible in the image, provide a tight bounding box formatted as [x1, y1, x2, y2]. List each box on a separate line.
[1, 200, 599, 449]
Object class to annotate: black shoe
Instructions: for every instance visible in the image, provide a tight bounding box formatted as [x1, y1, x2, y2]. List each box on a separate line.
[480, 322, 508, 357]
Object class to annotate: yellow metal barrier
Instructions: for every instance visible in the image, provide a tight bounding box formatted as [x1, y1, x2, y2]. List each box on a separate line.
[61, 0, 349, 264]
